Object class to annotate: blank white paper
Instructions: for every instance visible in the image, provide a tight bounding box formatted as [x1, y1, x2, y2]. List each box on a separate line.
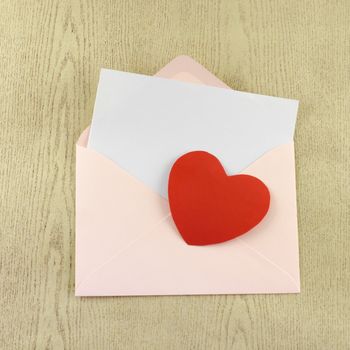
[88, 69, 298, 198]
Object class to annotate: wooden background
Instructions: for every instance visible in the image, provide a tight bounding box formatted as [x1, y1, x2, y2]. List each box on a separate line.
[0, 1, 349, 349]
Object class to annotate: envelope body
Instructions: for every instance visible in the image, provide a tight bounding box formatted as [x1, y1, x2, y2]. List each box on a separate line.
[75, 56, 300, 296]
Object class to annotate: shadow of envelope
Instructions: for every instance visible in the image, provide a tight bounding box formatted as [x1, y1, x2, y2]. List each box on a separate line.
[75, 56, 300, 296]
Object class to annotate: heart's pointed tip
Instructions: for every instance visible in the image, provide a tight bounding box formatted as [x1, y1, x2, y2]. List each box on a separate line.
[183, 238, 208, 246]
[184, 240, 198, 246]
[183, 237, 233, 246]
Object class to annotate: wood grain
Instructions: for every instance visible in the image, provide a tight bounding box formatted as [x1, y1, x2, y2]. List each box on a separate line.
[0, 0, 349, 349]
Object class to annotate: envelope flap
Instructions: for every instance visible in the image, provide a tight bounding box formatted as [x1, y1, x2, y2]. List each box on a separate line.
[240, 143, 300, 282]
[155, 56, 230, 88]
[75, 143, 169, 287]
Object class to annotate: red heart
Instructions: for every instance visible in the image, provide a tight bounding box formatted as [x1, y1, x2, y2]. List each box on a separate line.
[168, 151, 270, 245]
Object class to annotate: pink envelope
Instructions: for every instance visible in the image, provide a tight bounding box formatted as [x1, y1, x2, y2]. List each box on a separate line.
[76, 56, 300, 296]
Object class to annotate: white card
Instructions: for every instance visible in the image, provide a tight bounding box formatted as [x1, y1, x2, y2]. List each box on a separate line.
[88, 69, 298, 198]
